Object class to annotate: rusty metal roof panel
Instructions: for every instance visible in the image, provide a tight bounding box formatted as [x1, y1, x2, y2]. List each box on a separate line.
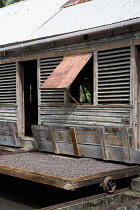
[40, 53, 92, 89]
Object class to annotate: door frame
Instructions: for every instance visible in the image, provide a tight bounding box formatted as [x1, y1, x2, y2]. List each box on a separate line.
[16, 59, 39, 137]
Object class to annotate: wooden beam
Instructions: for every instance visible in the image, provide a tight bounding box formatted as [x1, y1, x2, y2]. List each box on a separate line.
[65, 89, 80, 105]
[69, 127, 80, 156]
[122, 128, 132, 163]
[130, 44, 139, 149]
[99, 127, 108, 160]
[93, 50, 98, 105]
[49, 127, 59, 154]
[37, 57, 41, 125]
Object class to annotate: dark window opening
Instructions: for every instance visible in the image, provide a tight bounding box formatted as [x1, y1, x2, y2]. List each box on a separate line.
[21, 60, 38, 136]
[70, 57, 93, 103]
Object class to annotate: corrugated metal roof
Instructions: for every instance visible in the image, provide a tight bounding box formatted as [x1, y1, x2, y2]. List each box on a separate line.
[0, 0, 140, 48]
[0, 0, 67, 46]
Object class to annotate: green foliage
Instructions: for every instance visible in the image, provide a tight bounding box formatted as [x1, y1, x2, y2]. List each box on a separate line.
[0, 0, 24, 8]
[82, 87, 91, 103]
[0, 0, 6, 8]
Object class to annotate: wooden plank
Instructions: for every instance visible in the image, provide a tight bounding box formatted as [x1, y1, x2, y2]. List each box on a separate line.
[31, 125, 44, 151]
[9, 122, 22, 147]
[74, 127, 101, 145]
[78, 144, 103, 159]
[37, 57, 41, 124]
[67, 166, 139, 190]
[93, 50, 98, 105]
[69, 127, 80, 156]
[40, 140, 54, 153]
[122, 128, 132, 163]
[0, 135, 15, 147]
[0, 164, 69, 189]
[49, 127, 59, 154]
[16, 62, 24, 136]
[130, 44, 138, 149]
[99, 127, 108, 160]
[96, 40, 131, 51]
[52, 126, 72, 143]
[56, 142, 75, 156]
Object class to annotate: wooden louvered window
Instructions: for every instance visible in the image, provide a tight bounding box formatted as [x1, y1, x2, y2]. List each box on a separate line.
[40, 57, 64, 104]
[0, 63, 16, 104]
[97, 47, 130, 105]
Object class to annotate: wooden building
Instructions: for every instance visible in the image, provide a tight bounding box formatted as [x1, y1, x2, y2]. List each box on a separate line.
[0, 0, 140, 163]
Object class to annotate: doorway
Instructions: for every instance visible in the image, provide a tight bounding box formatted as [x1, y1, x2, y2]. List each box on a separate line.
[21, 60, 38, 136]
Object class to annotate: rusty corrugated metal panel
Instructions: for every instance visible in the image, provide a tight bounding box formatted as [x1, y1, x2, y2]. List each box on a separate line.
[40, 53, 92, 89]
[61, 0, 93, 8]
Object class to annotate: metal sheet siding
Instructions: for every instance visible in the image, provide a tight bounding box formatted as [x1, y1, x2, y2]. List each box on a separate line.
[40, 53, 92, 89]
[0, 0, 140, 46]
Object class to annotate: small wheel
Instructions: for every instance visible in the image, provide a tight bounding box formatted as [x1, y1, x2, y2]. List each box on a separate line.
[103, 176, 116, 194]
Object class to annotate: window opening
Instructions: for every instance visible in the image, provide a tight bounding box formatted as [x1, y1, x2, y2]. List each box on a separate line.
[70, 56, 93, 104]
[40, 54, 93, 105]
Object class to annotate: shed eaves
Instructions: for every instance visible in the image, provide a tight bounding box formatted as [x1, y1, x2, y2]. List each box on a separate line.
[0, 0, 140, 48]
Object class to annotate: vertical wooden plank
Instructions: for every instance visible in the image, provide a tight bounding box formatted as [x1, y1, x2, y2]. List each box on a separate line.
[122, 128, 132, 163]
[130, 44, 139, 149]
[69, 127, 80, 156]
[31, 126, 43, 151]
[99, 127, 108, 160]
[16, 62, 24, 136]
[37, 57, 41, 125]
[49, 127, 59, 154]
[93, 50, 98, 105]
[10, 122, 22, 147]
[64, 88, 70, 105]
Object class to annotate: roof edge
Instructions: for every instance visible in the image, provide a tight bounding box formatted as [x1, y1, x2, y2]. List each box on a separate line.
[0, 18, 140, 52]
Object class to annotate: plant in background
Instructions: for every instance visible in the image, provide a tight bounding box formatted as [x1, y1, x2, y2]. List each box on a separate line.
[0, 0, 24, 7]
[0, 0, 6, 7]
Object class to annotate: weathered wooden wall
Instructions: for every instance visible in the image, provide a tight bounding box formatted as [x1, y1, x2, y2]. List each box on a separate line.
[39, 106, 130, 127]
[0, 106, 17, 123]
[0, 121, 21, 147]
[32, 124, 139, 164]
[0, 62, 17, 123]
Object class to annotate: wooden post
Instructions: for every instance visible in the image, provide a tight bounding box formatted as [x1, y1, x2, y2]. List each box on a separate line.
[69, 127, 80, 156]
[99, 127, 108, 160]
[37, 57, 41, 125]
[122, 128, 132, 163]
[130, 44, 139, 149]
[49, 127, 59, 154]
[16, 62, 24, 136]
[93, 50, 98, 105]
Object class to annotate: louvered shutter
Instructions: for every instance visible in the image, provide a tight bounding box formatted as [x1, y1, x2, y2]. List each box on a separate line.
[97, 47, 130, 105]
[40, 57, 64, 104]
[0, 63, 16, 104]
